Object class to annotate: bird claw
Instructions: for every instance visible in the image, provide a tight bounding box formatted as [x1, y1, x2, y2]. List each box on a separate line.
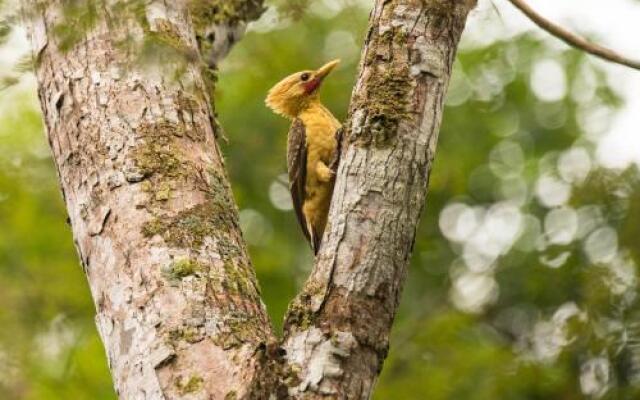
[317, 165, 335, 182]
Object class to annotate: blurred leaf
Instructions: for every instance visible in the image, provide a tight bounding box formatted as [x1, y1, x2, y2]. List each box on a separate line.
[0, 75, 19, 90]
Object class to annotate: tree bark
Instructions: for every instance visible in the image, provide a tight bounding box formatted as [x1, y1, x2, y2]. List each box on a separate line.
[281, 0, 476, 398]
[25, 0, 475, 398]
[26, 1, 270, 399]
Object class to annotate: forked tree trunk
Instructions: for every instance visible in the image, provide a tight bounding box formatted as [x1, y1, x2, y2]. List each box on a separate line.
[25, 0, 475, 398]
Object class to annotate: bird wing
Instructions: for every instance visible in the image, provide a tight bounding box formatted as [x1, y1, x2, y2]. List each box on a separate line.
[329, 126, 343, 173]
[287, 118, 310, 244]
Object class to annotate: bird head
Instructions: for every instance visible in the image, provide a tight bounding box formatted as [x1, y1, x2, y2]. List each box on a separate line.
[265, 59, 340, 119]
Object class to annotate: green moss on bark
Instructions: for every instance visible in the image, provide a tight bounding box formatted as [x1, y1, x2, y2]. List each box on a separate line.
[142, 202, 237, 248]
[284, 281, 325, 332]
[356, 66, 412, 147]
[155, 182, 173, 201]
[148, 19, 197, 61]
[161, 258, 202, 281]
[351, 14, 413, 147]
[168, 326, 204, 344]
[132, 121, 185, 179]
[188, 0, 264, 30]
[175, 375, 204, 394]
[285, 299, 314, 331]
[214, 313, 265, 349]
[222, 261, 253, 296]
[141, 168, 241, 249]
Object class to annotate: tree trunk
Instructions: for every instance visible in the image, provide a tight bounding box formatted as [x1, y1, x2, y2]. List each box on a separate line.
[25, 0, 475, 398]
[281, 0, 476, 398]
[26, 1, 271, 398]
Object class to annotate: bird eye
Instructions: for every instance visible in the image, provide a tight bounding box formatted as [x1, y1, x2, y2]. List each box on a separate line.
[300, 73, 310, 82]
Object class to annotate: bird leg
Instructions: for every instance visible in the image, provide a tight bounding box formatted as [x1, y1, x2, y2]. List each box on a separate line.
[315, 161, 335, 182]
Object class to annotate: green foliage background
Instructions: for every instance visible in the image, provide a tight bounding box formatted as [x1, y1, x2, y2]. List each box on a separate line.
[1, 1, 640, 399]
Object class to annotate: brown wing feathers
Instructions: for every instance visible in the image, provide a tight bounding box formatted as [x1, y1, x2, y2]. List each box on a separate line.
[287, 120, 343, 254]
[287, 119, 310, 244]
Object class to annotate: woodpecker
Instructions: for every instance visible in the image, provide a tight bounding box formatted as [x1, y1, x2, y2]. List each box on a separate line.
[265, 59, 342, 254]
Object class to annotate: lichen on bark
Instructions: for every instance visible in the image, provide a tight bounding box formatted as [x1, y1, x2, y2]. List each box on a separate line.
[142, 201, 238, 248]
[348, 3, 415, 148]
[350, 64, 412, 147]
[175, 374, 204, 394]
[142, 18, 199, 63]
[189, 0, 265, 30]
[161, 258, 203, 284]
[131, 120, 185, 180]
[188, 0, 265, 69]
[141, 166, 241, 253]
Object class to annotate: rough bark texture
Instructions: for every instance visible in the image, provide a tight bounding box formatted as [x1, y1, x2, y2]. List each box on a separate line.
[26, 0, 475, 398]
[26, 1, 270, 399]
[281, 0, 476, 398]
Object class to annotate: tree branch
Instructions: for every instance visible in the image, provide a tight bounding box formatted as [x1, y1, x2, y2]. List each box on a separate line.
[507, 0, 640, 70]
[279, 0, 477, 398]
[189, 0, 265, 68]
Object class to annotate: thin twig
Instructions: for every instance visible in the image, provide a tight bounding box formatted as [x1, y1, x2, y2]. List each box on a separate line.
[507, 0, 640, 70]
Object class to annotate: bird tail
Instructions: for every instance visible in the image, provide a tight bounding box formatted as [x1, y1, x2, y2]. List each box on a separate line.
[307, 222, 323, 255]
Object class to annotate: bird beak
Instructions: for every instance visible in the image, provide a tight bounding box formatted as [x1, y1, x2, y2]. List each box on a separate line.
[315, 59, 340, 81]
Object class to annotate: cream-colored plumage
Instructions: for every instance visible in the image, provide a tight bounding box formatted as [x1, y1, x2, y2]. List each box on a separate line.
[265, 60, 342, 253]
[299, 102, 340, 247]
